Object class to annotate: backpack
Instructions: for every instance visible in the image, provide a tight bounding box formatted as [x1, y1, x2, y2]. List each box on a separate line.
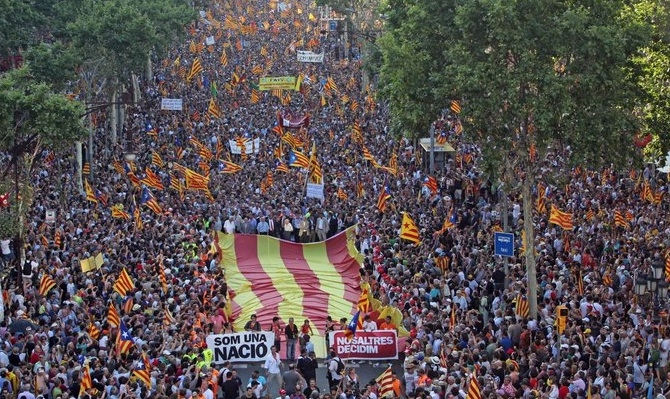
[335, 357, 345, 375]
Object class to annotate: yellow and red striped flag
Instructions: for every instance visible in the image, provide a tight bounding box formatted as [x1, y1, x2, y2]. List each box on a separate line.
[164, 307, 176, 326]
[208, 98, 223, 119]
[141, 167, 164, 191]
[84, 179, 98, 204]
[549, 205, 573, 230]
[467, 371, 482, 399]
[80, 363, 93, 394]
[399, 212, 420, 245]
[450, 100, 461, 114]
[220, 50, 228, 66]
[337, 188, 348, 200]
[614, 209, 629, 229]
[88, 323, 101, 340]
[214, 226, 364, 337]
[357, 287, 372, 312]
[187, 58, 203, 81]
[107, 302, 120, 328]
[151, 151, 164, 168]
[113, 268, 135, 296]
[376, 367, 394, 398]
[515, 294, 530, 318]
[38, 274, 56, 297]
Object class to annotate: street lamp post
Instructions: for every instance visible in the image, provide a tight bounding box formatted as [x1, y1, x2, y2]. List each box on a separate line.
[636, 260, 669, 323]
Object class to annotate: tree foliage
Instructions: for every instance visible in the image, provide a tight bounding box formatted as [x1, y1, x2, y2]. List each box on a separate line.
[378, 0, 456, 139]
[0, 67, 86, 150]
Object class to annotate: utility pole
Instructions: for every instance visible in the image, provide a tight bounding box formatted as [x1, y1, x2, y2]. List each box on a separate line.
[429, 124, 435, 173]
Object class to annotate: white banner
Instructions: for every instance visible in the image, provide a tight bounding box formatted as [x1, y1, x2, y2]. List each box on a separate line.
[205, 36, 215, 46]
[206, 332, 275, 363]
[297, 51, 324, 63]
[229, 138, 260, 154]
[161, 98, 183, 111]
[306, 183, 324, 200]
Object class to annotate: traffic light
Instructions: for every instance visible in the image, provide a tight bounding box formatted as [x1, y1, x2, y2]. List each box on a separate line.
[556, 305, 568, 335]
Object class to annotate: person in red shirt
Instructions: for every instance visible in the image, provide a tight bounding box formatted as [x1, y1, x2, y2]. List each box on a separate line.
[558, 378, 570, 399]
[380, 316, 397, 331]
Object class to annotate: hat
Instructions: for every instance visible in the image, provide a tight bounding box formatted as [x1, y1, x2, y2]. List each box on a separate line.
[280, 390, 287, 395]
[132, 304, 141, 311]
[430, 356, 440, 365]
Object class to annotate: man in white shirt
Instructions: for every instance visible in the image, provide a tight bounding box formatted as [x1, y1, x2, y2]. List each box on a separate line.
[263, 346, 283, 396]
[363, 315, 377, 331]
[223, 216, 236, 234]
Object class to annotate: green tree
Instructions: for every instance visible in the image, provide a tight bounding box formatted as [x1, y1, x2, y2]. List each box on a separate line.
[378, 0, 455, 139]
[23, 42, 79, 93]
[381, 0, 651, 317]
[0, 0, 42, 58]
[0, 66, 86, 258]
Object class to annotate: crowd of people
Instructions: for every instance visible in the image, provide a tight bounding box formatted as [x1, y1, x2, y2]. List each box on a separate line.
[0, 0, 669, 399]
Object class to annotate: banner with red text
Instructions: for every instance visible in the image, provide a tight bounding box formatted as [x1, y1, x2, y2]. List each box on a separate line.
[328, 330, 398, 360]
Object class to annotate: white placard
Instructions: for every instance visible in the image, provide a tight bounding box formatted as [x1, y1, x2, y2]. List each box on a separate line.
[297, 51, 324, 63]
[206, 332, 275, 363]
[306, 183, 324, 200]
[160, 98, 183, 111]
[45, 210, 56, 224]
[205, 36, 215, 46]
[229, 138, 260, 154]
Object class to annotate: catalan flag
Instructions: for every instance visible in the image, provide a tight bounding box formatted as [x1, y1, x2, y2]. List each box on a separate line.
[337, 188, 348, 200]
[376, 367, 394, 398]
[208, 98, 223, 119]
[84, 180, 98, 203]
[82, 162, 90, 175]
[220, 50, 228, 66]
[113, 268, 135, 296]
[111, 205, 130, 220]
[549, 205, 573, 231]
[141, 167, 164, 191]
[139, 187, 163, 215]
[219, 160, 243, 174]
[116, 321, 135, 356]
[132, 353, 152, 387]
[450, 100, 461, 114]
[614, 210, 629, 229]
[423, 175, 438, 194]
[107, 303, 120, 328]
[576, 269, 584, 296]
[288, 149, 310, 169]
[343, 311, 361, 341]
[275, 160, 289, 173]
[515, 294, 530, 318]
[122, 296, 134, 314]
[435, 256, 449, 273]
[180, 166, 210, 190]
[80, 363, 93, 393]
[151, 151, 164, 168]
[357, 287, 372, 312]
[54, 230, 62, 248]
[399, 213, 421, 244]
[38, 274, 56, 297]
[665, 250, 670, 282]
[187, 58, 203, 81]
[88, 323, 101, 340]
[376, 186, 391, 213]
[467, 371, 482, 399]
[214, 226, 363, 343]
[133, 203, 143, 230]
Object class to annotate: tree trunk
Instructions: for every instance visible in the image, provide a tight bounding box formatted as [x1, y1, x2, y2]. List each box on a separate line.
[75, 141, 84, 194]
[110, 90, 118, 145]
[146, 53, 153, 82]
[522, 176, 538, 318]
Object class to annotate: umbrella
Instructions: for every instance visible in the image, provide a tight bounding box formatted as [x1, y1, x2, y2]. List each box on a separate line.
[8, 319, 39, 335]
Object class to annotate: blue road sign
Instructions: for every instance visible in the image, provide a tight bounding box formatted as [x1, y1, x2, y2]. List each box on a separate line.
[494, 232, 515, 257]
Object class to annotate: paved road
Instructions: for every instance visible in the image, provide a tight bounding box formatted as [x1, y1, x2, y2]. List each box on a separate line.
[233, 359, 403, 397]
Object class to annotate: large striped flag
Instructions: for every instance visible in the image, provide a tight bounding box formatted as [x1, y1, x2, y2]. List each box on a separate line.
[376, 186, 392, 213]
[107, 302, 120, 328]
[113, 268, 135, 296]
[665, 250, 670, 282]
[357, 288, 372, 312]
[111, 205, 130, 220]
[151, 151, 164, 168]
[214, 226, 363, 353]
[38, 274, 56, 297]
[288, 149, 310, 169]
[208, 98, 223, 119]
[80, 363, 93, 394]
[116, 321, 135, 356]
[88, 323, 101, 340]
[467, 371, 482, 399]
[614, 210, 629, 229]
[375, 367, 394, 398]
[549, 205, 573, 230]
[84, 180, 98, 204]
[139, 187, 163, 215]
[132, 352, 151, 387]
[515, 294, 530, 318]
[187, 58, 203, 81]
[141, 167, 164, 191]
[423, 176, 438, 194]
[399, 212, 421, 244]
